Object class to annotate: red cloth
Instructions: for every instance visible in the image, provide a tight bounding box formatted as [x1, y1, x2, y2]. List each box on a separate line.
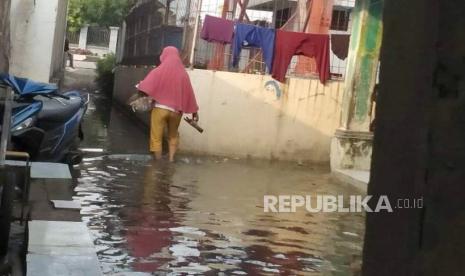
[272, 30, 330, 84]
[138, 47, 199, 113]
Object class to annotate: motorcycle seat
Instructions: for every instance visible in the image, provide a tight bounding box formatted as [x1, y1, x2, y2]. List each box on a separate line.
[37, 96, 82, 123]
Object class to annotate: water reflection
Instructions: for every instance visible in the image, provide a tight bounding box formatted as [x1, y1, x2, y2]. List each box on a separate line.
[125, 162, 180, 272]
[74, 156, 364, 275]
[73, 94, 364, 275]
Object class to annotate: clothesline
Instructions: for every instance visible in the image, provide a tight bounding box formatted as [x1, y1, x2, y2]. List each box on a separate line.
[200, 14, 350, 84]
[242, 5, 301, 73]
[241, 33, 350, 72]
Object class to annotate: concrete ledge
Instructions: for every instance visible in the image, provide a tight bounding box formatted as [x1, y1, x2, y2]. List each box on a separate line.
[334, 128, 374, 139]
[29, 178, 81, 221]
[27, 254, 101, 276]
[27, 221, 102, 276]
[330, 129, 373, 171]
[332, 169, 370, 193]
[5, 161, 72, 179]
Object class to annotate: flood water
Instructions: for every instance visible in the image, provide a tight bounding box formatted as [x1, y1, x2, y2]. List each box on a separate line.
[72, 92, 365, 275]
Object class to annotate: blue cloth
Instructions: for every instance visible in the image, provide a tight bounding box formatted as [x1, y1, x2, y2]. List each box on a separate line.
[232, 24, 275, 73]
[0, 74, 58, 95]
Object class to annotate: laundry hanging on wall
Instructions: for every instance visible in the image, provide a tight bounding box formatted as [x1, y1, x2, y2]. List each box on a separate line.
[232, 23, 276, 73]
[200, 15, 235, 44]
[199, 15, 333, 83]
[272, 30, 330, 84]
[294, 0, 334, 76]
[331, 34, 351, 60]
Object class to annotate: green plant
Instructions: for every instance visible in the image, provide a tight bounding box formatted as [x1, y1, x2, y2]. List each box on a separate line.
[96, 53, 116, 94]
[67, 0, 136, 32]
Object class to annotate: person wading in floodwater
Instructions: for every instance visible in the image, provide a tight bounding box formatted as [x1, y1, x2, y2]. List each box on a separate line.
[137, 46, 199, 162]
[64, 38, 74, 68]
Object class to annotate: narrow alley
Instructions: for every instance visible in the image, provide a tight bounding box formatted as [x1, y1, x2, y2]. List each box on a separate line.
[2, 0, 465, 274]
[67, 69, 364, 275]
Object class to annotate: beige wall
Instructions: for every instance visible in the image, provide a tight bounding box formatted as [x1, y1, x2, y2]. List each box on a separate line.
[114, 67, 344, 163]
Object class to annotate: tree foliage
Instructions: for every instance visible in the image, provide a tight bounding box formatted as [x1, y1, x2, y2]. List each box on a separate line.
[68, 0, 137, 32]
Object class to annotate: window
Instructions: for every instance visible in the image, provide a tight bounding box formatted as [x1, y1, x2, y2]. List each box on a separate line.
[331, 9, 351, 31]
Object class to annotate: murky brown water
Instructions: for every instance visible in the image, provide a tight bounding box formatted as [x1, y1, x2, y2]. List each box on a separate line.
[73, 92, 365, 275]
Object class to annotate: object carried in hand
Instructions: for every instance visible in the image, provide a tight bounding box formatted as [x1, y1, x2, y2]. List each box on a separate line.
[129, 93, 153, 112]
[184, 117, 204, 133]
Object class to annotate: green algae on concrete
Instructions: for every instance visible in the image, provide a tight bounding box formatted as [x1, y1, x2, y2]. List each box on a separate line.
[341, 0, 384, 131]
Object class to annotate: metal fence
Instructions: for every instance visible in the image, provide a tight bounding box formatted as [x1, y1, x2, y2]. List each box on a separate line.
[87, 26, 110, 47]
[67, 30, 80, 45]
[122, 0, 355, 80]
[121, 0, 192, 65]
[193, 0, 355, 80]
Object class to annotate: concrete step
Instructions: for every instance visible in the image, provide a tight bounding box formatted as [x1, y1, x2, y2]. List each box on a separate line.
[5, 161, 71, 179]
[27, 220, 102, 276]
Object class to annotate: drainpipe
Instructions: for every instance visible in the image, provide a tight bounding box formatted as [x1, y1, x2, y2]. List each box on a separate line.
[165, 0, 173, 24]
[0, 0, 11, 166]
[182, 0, 192, 48]
[189, 0, 203, 68]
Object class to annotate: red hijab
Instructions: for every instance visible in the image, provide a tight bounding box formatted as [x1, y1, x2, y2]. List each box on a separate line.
[138, 47, 199, 113]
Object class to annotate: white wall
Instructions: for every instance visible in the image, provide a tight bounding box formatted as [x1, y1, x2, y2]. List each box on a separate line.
[10, 0, 68, 83]
[50, 0, 69, 80]
[114, 68, 344, 163]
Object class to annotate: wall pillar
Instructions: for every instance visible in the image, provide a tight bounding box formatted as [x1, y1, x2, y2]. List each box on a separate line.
[78, 25, 88, 49]
[109, 26, 119, 54]
[0, 0, 11, 73]
[363, 0, 465, 274]
[341, 0, 383, 131]
[330, 0, 383, 171]
[115, 23, 126, 63]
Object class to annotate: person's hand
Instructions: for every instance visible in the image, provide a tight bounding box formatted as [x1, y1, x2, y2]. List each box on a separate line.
[192, 113, 199, 122]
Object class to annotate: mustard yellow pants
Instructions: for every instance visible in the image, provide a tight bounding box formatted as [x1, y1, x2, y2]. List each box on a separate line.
[150, 108, 182, 153]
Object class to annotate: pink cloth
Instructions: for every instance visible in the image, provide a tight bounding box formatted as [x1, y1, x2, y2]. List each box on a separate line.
[138, 47, 199, 114]
[201, 15, 235, 44]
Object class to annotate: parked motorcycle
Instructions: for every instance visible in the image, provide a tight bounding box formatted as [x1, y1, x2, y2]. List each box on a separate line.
[0, 74, 89, 164]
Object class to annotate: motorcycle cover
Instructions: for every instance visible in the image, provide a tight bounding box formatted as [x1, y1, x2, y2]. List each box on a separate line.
[0, 74, 58, 96]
